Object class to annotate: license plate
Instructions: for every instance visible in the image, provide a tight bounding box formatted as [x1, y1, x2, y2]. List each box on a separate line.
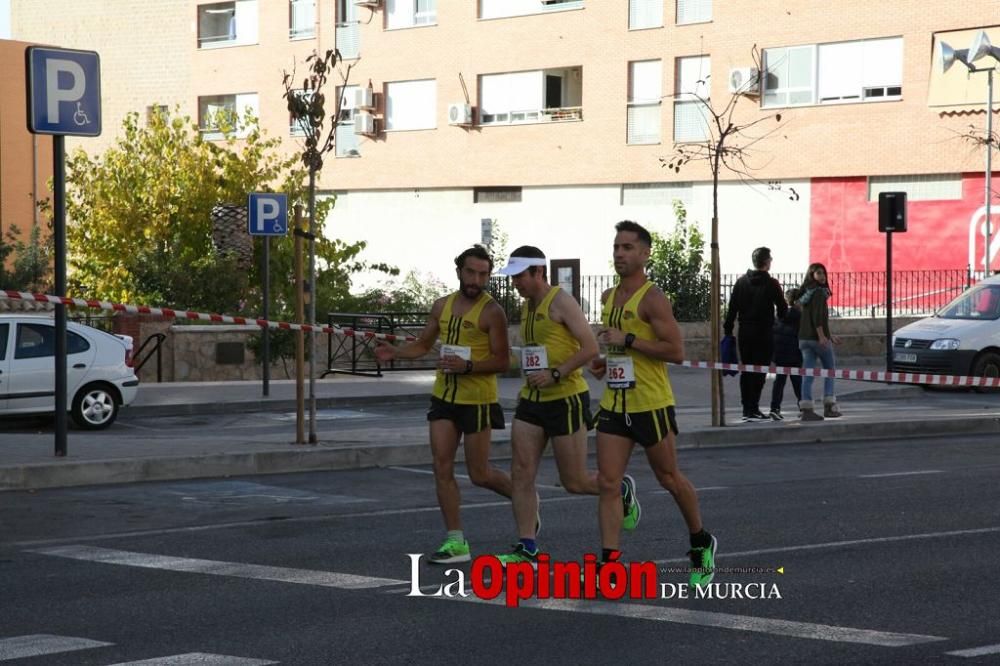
[893, 352, 917, 363]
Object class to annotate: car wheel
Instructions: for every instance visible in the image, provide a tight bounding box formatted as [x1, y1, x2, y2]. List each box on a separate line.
[971, 351, 1000, 394]
[71, 383, 120, 429]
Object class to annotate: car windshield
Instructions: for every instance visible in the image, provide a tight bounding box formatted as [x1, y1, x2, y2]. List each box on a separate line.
[936, 284, 1000, 321]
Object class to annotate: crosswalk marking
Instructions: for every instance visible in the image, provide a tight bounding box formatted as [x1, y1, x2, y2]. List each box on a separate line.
[106, 654, 277, 665]
[946, 643, 1000, 658]
[0, 634, 112, 661]
[434, 596, 947, 648]
[30, 545, 406, 590]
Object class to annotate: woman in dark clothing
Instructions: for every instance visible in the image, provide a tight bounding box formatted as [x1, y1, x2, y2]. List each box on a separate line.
[769, 288, 802, 420]
[797, 263, 841, 420]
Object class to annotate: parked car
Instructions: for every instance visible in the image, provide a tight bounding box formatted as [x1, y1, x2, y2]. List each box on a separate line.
[0, 314, 139, 429]
[890, 274, 1000, 390]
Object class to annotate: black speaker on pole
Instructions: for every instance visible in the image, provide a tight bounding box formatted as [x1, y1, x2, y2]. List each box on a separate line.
[878, 191, 907, 232]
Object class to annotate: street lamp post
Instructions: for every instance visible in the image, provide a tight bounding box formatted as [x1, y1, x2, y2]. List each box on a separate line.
[939, 30, 1000, 273]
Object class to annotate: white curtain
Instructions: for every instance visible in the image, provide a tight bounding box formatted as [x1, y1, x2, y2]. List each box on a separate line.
[385, 79, 437, 130]
[629, 0, 662, 30]
[234, 0, 258, 44]
[479, 71, 543, 116]
[676, 55, 710, 99]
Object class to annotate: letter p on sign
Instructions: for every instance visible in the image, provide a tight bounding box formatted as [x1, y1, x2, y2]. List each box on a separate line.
[26, 47, 102, 137]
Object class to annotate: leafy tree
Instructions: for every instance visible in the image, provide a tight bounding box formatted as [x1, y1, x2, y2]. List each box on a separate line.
[0, 222, 51, 292]
[647, 201, 711, 321]
[61, 107, 388, 316]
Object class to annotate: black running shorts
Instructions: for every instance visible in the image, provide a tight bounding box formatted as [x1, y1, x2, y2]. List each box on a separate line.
[514, 391, 594, 439]
[595, 405, 679, 448]
[427, 397, 505, 434]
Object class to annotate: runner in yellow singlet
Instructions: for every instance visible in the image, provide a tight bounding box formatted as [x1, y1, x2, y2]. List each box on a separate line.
[590, 221, 718, 589]
[375, 246, 512, 564]
[490, 246, 640, 566]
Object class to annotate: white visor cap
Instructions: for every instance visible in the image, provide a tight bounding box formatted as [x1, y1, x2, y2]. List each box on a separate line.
[496, 256, 547, 276]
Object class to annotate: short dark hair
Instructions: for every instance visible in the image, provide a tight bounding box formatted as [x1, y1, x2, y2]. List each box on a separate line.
[615, 220, 652, 247]
[509, 245, 546, 276]
[752, 247, 772, 269]
[454, 245, 494, 271]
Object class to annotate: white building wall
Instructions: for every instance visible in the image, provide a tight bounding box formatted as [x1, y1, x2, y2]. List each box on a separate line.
[331, 179, 812, 291]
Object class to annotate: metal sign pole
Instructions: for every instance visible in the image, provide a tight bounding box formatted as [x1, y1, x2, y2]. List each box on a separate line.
[53, 135, 68, 457]
[262, 236, 270, 397]
[886, 230, 893, 374]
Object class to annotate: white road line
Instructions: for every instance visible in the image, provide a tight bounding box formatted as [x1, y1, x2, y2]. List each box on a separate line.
[858, 470, 945, 478]
[434, 595, 945, 647]
[652, 526, 1000, 564]
[106, 654, 277, 665]
[29, 545, 406, 590]
[0, 634, 112, 661]
[12, 496, 589, 548]
[387, 466, 564, 490]
[946, 643, 1000, 658]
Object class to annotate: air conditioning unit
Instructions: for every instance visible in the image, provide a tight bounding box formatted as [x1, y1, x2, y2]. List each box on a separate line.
[354, 0, 381, 8]
[448, 102, 473, 126]
[728, 67, 760, 94]
[354, 111, 375, 135]
[354, 87, 374, 110]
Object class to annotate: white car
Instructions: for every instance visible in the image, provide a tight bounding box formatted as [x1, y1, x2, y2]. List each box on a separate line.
[0, 314, 139, 429]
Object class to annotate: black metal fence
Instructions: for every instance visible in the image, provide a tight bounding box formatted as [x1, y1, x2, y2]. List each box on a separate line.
[491, 269, 993, 323]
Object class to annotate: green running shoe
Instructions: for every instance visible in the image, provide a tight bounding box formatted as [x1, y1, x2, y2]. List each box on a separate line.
[688, 534, 718, 588]
[496, 543, 540, 568]
[622, 474, 641, 532]
[428, 536, 471, 564]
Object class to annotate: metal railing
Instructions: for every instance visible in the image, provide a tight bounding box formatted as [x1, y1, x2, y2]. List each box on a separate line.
[324, 311, 437, 377]
[490, 269, 994, 323]
[134, 333, 166, 383]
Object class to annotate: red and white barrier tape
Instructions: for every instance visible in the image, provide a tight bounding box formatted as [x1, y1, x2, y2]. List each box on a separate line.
[676, 360, 1000, 388]
[0, 290, 419, 344]
[4, 290, 998, 387]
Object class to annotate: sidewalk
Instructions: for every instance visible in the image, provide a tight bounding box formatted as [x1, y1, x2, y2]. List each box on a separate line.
[2, 360, 999, 491]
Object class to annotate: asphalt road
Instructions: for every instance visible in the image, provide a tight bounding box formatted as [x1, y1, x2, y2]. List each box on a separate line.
[2, 433, 1000, 664]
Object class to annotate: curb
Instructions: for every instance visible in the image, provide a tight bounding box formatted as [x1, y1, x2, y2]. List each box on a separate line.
[125, 393, 428, 418]
[3, 415, 999, 492]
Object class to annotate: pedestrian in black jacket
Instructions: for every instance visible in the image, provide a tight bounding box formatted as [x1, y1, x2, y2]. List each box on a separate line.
[768, 288, 802, 420]
[723, 247, 788, 422]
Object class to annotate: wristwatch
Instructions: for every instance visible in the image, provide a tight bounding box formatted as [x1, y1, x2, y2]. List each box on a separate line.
[464, 360, 474, 374]
[550, 368, 561, 383]
[624, 333, 636, 349]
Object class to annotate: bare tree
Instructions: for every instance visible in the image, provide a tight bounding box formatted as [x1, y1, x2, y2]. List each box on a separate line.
[660, 47, 788, 426]
[282, 49, 357, 442]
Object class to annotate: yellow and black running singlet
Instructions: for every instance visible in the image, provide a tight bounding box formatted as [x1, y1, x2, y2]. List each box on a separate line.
[519, 286, 589, 402]
[599, 281, 676, 413]
[431, 291, 498, 404]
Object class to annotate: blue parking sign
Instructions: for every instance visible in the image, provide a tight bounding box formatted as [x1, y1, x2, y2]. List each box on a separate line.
[26, 46, 102, 137]
[248, 193, 288, 236]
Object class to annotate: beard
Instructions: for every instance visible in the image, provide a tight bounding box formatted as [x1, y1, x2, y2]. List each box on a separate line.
[460, 282, 483, 299]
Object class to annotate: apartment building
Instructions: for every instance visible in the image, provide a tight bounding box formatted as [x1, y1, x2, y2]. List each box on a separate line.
[9, 1, 1000, 290]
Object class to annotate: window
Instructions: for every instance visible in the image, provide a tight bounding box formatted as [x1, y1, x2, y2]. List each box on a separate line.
[764, 37, 902, 108]
[676, 0, 711, 24]
[629, 0, 662, 29]
[335, 85, 361, 157]
[627, 60, 662, 144]
[674, 56, 710, 143]
[0, 323, 8, 360]
[197, 1, 258, 48]
[198, 93, 259, 139]
[817, 38, 902, 104]
[479, 68, 583, 125]
[145, 105, 168, 124]
[386, 0, 436, 29]
[479, 0, 583, 20]
[868, 174, 962, 202]
[384, 79, 437, 131]
[289, 0, 315, 39]
[621, 182, 693, 206]
[336, 0, 361, 59]
[762, 45, 815, 107]
[15, 324, 89, 360]
[474, 187, 522, 203]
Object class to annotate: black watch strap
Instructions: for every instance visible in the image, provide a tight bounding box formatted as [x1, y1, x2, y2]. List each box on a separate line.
[624, 333, 636, 349]
[550, 368, 561, 383]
